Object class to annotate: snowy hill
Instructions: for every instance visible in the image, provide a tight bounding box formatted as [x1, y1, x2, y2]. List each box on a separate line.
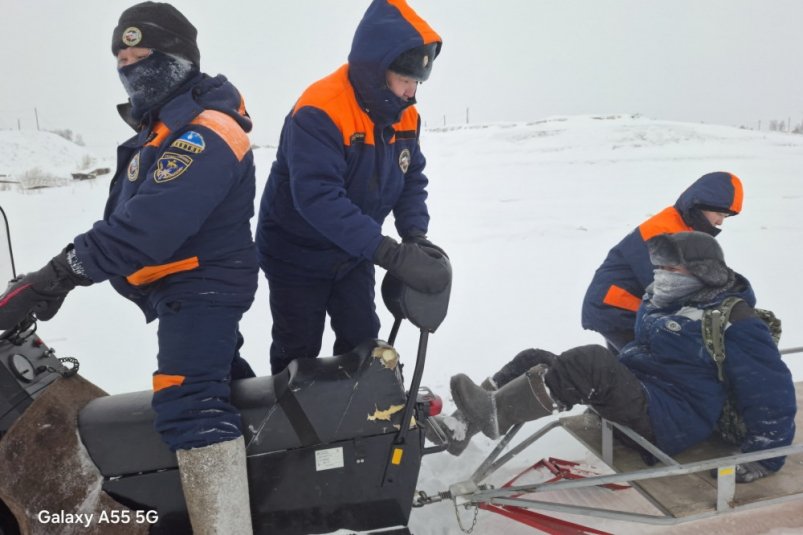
[0, 129, 105, 190]
[1, 115, 802, 534]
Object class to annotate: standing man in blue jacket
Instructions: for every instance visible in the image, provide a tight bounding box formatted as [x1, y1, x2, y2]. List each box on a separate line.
[448, 232, 796, 485]
[582, 171, 743, 352]
[0, 3, 256, 532]
[257, 0, 450, 374]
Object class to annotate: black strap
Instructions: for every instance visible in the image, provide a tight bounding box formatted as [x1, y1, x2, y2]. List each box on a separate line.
[273, 372, 320, 446]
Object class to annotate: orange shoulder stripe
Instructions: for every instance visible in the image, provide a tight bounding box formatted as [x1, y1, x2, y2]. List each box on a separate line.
[390, 107, 419, 144]
[294, 65, 375, 146]
[395, 106, 419, 131]
[603, 284, 642, 312]
[190, 110, 251, 162]
[387, 0, 441, 45]
[638, 206, 693, 241]
[145, 122, 172, 148]
[153, 373, 185, 392]
[126, 256, 200, 286]
[238, 95, 248, 117]
[729, 173, 743, 214]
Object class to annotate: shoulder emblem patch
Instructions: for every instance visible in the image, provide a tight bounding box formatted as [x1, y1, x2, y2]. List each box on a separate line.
[170, 131, 206, 154]
[398, 148, 411, 173]
[154, 152, 193, 183]
[127, 152, 140, 181]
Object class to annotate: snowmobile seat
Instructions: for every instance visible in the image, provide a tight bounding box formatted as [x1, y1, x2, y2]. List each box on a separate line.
[78, 339, 408, 477]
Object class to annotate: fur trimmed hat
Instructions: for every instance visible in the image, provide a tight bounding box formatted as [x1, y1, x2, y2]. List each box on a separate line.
[389, 42, 439, 81]
[111, 2, 200, 65]
[647, 231, 731, 287]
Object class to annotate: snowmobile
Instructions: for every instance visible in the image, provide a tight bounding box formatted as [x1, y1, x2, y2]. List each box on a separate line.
[0, 204, 450, 535]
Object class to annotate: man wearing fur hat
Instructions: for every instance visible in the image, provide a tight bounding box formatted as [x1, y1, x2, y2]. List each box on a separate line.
[443, 232, 796, 484]
[0, 2, 256, 531]
[582, 171, 744, 353]
[256, 0, 450, 374]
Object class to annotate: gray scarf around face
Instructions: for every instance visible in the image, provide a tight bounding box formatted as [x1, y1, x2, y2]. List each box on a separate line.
[648, 268, 737, 308]
[648, 270, 705, 308]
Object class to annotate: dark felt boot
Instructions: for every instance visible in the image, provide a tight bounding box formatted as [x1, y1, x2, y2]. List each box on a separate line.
[452, 365, 559, 439]
[491, 348, 557, 388]
[429, 377, 496, 456]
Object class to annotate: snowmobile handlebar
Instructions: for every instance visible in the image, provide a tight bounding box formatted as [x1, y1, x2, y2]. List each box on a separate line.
[380, 259, 452, 448]
[0, 206, 16, 282]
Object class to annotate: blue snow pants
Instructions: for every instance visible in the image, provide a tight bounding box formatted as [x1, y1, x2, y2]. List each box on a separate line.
[266, 260, 380, 374]
[151, 300, 255, 451]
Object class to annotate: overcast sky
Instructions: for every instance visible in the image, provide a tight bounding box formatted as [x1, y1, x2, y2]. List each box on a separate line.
[2, 0, 803, 150]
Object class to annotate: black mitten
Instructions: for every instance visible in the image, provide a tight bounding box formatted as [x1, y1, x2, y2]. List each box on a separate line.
[0, 246, 91, 329]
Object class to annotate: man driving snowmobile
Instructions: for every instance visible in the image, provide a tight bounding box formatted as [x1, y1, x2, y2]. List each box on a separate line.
[0, 2, 257, 532]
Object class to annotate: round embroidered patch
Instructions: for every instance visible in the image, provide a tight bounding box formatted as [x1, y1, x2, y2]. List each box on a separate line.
[127, 152, 140, 181]
[398, 148, 411, 173]
[122, 27, 142, 47]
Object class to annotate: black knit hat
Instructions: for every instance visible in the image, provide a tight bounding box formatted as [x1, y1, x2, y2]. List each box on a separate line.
[389, 42, 439, 81]
[647, 231, 731, 286]
[111, 2, 200, 65]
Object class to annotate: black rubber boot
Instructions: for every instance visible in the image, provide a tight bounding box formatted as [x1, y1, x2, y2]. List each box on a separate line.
[452, 365, 559, 439]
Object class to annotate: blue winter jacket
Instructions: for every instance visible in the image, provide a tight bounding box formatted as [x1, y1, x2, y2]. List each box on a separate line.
[582, 172, 743, 340]
[619, 275, 796, 470]
[256, 0, 442, 279]
[73, 74, 258, 321]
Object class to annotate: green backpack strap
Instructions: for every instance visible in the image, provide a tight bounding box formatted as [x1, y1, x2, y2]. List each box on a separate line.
[701, 297, 781, 446]
[756, 308, 782, 345]
[702, 296, 744, 382]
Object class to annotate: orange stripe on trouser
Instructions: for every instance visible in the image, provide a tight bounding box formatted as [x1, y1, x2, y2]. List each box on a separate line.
[603, 284, 642, 312]
[126, 256, 199, 286]
[153, 373, 186, 392]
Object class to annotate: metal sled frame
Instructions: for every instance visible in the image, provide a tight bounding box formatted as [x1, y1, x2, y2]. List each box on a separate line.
[443, 382, 803, 529]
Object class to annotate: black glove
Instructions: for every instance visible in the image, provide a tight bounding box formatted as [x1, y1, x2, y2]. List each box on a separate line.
[0, 247, 91, 329]
[402, 232, 448, 258]
[373, 236, 450, 294]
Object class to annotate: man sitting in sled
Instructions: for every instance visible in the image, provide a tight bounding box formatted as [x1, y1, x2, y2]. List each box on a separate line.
[444, 231, 796, 483]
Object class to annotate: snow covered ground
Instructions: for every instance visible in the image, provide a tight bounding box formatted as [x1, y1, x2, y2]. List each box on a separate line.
[1, 114, 802, 534]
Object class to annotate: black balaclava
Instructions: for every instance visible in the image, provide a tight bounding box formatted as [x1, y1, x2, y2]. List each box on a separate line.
[687, 207, 721, 237]
[112, 2, 200, 120]
[118, 51, 196, 120]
